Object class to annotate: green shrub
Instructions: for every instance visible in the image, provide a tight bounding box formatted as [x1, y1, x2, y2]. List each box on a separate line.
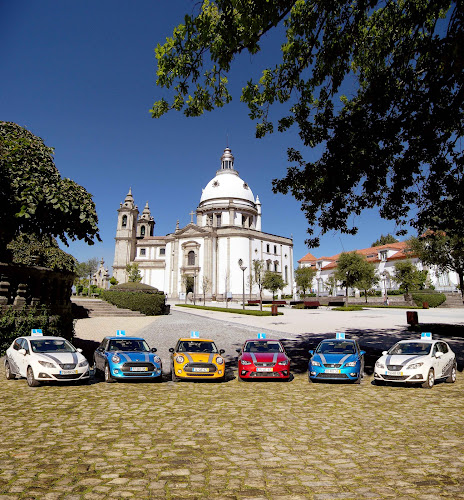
[102, 290, 166, 315]
[333, 305, 364, 311]
[386, 289, 405, 295]
[0, 305, 73, 355]
[110, 282, 159, 292]
[411, 292, 446, 308]
[176, 304, 282, 316]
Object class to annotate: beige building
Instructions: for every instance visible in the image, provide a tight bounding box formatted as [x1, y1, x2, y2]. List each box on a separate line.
[113, 147, 294, 300]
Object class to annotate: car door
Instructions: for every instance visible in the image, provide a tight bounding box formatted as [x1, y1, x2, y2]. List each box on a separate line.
[16, 338, 30, 377]
[437, 342, 453, 379]
[431, 343, 445, 378]
[94, 339, 108, 371]
[7, 338, 25, 376]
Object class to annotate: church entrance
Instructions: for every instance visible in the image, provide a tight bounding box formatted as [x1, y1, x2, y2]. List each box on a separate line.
[185, 276, 194, 294]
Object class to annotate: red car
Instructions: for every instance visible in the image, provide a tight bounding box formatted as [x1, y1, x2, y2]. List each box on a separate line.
[237, 339, 291, 380]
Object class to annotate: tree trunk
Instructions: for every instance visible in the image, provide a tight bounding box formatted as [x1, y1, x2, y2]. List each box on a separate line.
[259, 288, 263, 311]
[345, 286, 349, 305]
[459, 271, 464, 300]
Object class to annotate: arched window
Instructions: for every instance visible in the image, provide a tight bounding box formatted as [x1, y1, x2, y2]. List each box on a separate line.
[274, 262, 278, 272]
[140, 226, 145, 236]
[122, 215, 127, 227]
[188, 251, 195, 266]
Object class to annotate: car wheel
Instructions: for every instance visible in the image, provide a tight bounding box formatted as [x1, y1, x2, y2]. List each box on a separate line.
[5, 361, 15, 380]
[373, 379, 385, 386]
[354, 373, 361, 384]
[446, 364, 457, 384]
[153, 374, 163, 383]
[422, 368, 435, 389]
[171, 369, 179, 382]
[26, 366, 40, 387]
[104, 364, 115, 383]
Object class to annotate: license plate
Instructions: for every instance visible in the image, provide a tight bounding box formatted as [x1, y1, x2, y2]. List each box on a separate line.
[60, 369, 78, 375]
[130, 367, 148, 372]
[325, 369, 340, 374]
[257, 367, 273, 372]
[192, 367, 209, 372]
[386, 371, 402, 376]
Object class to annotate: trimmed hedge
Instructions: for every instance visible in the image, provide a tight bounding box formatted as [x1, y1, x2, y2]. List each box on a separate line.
[102, 290, 166, 316]
[176, 304, 283, 316]
[0, 305, 73, 356]
[411, 291, 446, 308]
[110, 282, 160, 292]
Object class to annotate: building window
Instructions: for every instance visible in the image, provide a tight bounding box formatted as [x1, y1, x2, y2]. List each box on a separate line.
[266, 244, 270, 253]
[380, 251, 387, 261]
[188, 251, 195, 266]
[285, 266, 288, 283]
[274, 245, 277, 254]
[267, 260, 271, 271]
[159, 248, 166, 256]
[216, 215, 221, 227]
[274, 262, 278, 272]
[122, 215, 127, 227]
[140, 226, 145, 236]
[140, 248, 146, 256]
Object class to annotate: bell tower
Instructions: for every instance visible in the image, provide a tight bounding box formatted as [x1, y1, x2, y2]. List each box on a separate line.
[137, 201, 155, 238]
[113, 188, 139, 283]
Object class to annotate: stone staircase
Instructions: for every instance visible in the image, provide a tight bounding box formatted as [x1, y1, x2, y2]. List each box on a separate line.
[439, 293, 464, 308]
[71, 298, 144, 317]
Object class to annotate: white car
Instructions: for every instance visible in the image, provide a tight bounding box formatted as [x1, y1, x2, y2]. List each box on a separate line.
[4, 335, 90, 387]
[373, 336, 457, 389]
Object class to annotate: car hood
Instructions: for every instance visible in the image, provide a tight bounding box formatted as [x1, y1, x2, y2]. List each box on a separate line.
[378, 354, 428, 367]
[35, 351, 86, 365]
[312, 353, 358, 365]
[108, 351, 157, 363]
[241, 352, 288, 363]
[177, 352, 219, 363]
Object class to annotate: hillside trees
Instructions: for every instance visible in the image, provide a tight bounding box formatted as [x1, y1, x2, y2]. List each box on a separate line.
[295, 266, 316, 295]
[0, 122, 100, 261]
[151, 1, 464, 247]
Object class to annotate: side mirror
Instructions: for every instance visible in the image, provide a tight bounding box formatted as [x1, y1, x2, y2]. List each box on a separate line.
[219, 349, 225, 355]
[18, 348, 27, 356]
[435, 351, 442, 358]
[97, 347, 104, 352]
[360, 350, 366, 356]
[382, 351, 388, 356]
[151, 347, 157, 353]
[76, 348, 83, 353]
[169, 348, 174, 353]
[308, 350, 314, 356]
[236, 348, 241, 354]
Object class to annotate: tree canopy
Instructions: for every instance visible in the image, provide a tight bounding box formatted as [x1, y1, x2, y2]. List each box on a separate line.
[334, 251, 374, 302]
[152, 0, 463, 246]
[371, 234, 399, 247]
[0, 122, 100, 260]
[392, 259, 428, 294]
[262, 270, 286, 299]
[294, 266, 316, 294]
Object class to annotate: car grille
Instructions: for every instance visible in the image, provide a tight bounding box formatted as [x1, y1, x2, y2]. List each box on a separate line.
[184, 363, 217, 373]
[59, 363, 76, 370]
[316, 373, 349, 379]
[249, 372, 281, 377]
[186, 373, 215, 377]
[382, 374, 409, 380]
[255, 362, 275, 367]
[122, 372, 154, 377]
[387, 365, 403, 371]
[54, 373, 82, 380]
[323, 363, 341, 368]
[121, 363, 155, 372]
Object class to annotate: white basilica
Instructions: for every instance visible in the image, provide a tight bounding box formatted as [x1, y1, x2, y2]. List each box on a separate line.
[112, 147, 294, 300]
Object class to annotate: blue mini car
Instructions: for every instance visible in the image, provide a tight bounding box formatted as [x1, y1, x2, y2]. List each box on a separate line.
[308, 337, 365, 384]
[94, 336, 162, 383]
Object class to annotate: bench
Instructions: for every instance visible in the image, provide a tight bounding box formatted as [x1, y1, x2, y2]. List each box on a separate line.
[272, 300, 287, 305]
[247, 300, 261, 305]
[304, 301, 320, 309]
[328, 301, 345, 307]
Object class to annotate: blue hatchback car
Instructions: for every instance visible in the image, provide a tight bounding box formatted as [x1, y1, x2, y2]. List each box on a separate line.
[94, 336, 162, 383]
[308, 336, 365, 384]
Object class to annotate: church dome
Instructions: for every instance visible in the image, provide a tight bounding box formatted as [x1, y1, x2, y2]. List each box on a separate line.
[199, 148, 256, 207]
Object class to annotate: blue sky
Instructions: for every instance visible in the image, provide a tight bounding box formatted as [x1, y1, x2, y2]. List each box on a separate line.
[1, 1, 411, 271]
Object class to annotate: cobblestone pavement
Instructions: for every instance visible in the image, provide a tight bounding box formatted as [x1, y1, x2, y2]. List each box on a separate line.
[1, 371, 464, 499]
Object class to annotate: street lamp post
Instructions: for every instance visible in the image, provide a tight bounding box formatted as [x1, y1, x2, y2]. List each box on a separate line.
[193, 274, 196, 305]
[238, 259, 247, 310]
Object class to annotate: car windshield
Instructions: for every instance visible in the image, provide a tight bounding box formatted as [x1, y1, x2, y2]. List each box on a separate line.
[30, 339, 75, 353]
[177, 341, 218, 353]
[244, 341, 283, 353]
[316, 341, 356, 354]
[388, 342, 431, 355]
[108, 339, 150, 352]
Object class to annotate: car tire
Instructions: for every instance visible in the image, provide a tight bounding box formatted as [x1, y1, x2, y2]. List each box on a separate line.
[422, 368, 435, 389]
[26, 366, 40, 387]
[445, 364, 457, 384]
[354, 373, 362, 384]
[171, 369, 179, 382]
[5, 361, 15, 380]
[153, 374, 163, 383]
[104, 364, 115, 383]
[373, 379, 385, 386]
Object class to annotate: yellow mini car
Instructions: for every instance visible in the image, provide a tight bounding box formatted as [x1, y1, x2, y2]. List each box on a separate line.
[169, 338, 226, 381]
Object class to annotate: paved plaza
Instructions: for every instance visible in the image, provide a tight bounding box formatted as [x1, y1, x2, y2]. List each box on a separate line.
[1, 306, 464, 499]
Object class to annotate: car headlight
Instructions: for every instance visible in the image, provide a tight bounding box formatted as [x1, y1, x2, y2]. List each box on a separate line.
[112, 355, 121, 363]
[176, 355, 185, 363]
[153, 356, 161, 363]
[216, 356, 224, 365]
[240, 360, 252, 365]
[38, 360, 55, 368]
[345, 361, 357, 367]
[311, 361, 321, 366]
[78, 360, 89, 367]
[407, 362, 424, 370]
[375, 361, 385, 369]
[278, 359, 289, 365]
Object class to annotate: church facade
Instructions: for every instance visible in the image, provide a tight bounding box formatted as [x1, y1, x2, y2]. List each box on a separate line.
[113, 148, 294, 300]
